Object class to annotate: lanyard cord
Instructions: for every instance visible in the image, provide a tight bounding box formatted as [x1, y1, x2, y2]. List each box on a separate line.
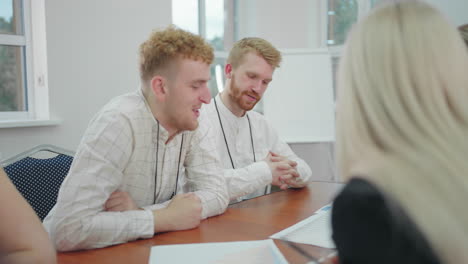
[173, 135, 184, 198]
[247, 114, 256, 163]
[153, 124, 160, 204]
[153, 121, 184, 204]
[214, 96, 256, 169]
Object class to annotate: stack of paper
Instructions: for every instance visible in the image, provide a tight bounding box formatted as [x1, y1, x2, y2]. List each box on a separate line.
[270, 204, 335, 248]
[149, 239, 288, 264]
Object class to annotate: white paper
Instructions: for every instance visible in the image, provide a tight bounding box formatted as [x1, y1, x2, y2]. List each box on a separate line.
[270, 204, 335, 248]
[148, 239, 288, 264]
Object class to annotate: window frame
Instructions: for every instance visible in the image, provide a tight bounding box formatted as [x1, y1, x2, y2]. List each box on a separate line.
[173, 0, 236, 96]
[323, 0, 381, 103]
[0, 0, 50, 124]
[324, 0, 377, 57]
[206, 0, 235, 96]
[198, 0, 236, 52]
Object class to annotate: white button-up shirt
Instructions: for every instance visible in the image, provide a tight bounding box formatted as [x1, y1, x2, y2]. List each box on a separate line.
[200, 94, 312, 202]
[44, 89, 228, 251]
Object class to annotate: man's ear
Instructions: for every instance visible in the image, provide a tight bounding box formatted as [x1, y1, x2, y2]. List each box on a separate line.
[150, 75, 167, 101]
[225, 64, 233, 79]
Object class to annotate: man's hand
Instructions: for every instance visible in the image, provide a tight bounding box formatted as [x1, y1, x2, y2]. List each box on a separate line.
[265, 152, 300, 190]
[104, 190, 140, 212]
[153, 193, 202, 233]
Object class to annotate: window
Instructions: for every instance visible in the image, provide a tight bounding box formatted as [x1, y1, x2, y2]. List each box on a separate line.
[0, 0, 28, 114]
[205, 0, 225, 51]
[0, 0, 49, 124]
[172, 0, 236, 97]
[327, 0, 358, 46]
[171, 0, 199, 35]
[327, 0, 384, 47]
[326, 0, 384, 100]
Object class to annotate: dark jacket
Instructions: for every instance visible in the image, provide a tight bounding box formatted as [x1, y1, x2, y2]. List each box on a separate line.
[332, 178, 441, 264]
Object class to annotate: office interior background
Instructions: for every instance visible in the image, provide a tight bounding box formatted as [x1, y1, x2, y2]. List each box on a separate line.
[0, 0, 467, 182]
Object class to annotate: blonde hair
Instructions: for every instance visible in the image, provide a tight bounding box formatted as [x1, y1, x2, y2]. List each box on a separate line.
[139, 25, 214, 81]
[227, 37, 281, 69]
[459, 24, 468, 47]
[336, 1, 468, 263]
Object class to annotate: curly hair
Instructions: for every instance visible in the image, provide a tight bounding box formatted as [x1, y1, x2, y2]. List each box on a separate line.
[227, 37, 281, 69]
[139, 25, 214, 81]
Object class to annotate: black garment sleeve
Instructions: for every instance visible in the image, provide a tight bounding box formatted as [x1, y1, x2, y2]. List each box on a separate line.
[331, 178, 440, 264]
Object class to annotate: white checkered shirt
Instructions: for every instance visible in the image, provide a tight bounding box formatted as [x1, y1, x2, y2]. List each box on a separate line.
[44, 89, 228, 251]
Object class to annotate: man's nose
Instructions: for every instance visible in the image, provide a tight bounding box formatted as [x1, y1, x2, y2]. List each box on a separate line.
[252, 81, 264, 95]
[199, 85, 211, 104]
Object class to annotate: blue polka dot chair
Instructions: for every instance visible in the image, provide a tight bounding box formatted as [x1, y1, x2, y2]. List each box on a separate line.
[1, 144, 74, 221]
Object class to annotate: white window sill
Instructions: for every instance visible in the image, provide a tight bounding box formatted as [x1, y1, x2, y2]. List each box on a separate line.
[0, 119, 61, 128]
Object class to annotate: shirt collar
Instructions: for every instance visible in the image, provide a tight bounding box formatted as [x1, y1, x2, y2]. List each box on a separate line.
[138, 88, 171, 143]
[215, 94, 247, 124]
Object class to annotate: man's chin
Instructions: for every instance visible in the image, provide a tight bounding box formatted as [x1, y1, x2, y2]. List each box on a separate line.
[185, 121, 199, 131]
[240, 102, 256, 111]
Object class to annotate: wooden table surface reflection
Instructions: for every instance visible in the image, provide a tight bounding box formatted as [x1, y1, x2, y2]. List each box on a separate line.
[57, 181, 343, 264]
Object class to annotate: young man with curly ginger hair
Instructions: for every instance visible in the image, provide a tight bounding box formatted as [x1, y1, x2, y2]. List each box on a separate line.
[44, 26, 229, 251]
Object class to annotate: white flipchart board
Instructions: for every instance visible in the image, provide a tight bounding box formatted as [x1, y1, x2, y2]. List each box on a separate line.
[264, 49, 335, 143]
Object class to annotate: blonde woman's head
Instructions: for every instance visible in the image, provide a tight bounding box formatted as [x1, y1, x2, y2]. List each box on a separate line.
[337, 0, 468, 177]
[336, 0, 468, 263]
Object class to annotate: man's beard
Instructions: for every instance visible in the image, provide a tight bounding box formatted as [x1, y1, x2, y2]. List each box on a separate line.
[230, 75, 261, 111]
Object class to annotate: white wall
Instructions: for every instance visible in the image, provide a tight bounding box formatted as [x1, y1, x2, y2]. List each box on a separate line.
[0, 0, 171, 158]
[236, 0, 323, 49]
[264, 50, 335, 143]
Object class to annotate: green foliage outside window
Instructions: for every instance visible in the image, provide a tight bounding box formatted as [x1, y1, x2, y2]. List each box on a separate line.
[0, 17, 12, 34]
[330, 0, 358, 46]
[0, 17, 21, 111]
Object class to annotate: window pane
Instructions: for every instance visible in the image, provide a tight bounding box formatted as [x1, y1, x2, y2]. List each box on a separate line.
[0, 45, 26, 111]
[205, 0, 224, 51]
[0, 0, 23, 35]
[327, 0, 358, 46]
[172, 0, 199, 35]
[208, 57, 225, 97]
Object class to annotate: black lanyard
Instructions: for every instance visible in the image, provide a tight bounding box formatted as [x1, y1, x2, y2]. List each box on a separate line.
[214, 96, 256, 169]
[153, 121, 184, 204]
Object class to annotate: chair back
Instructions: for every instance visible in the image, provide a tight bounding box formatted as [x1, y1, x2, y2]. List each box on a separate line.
[2, 145, 74, 221]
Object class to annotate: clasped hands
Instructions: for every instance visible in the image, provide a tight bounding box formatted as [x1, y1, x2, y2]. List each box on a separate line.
[264, 152, 300, 190]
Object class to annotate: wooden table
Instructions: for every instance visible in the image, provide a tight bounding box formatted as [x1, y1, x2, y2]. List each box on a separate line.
[57, 181, 343, 264]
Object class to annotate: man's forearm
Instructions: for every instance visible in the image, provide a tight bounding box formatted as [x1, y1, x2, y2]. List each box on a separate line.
[49, 210, 154, 251]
